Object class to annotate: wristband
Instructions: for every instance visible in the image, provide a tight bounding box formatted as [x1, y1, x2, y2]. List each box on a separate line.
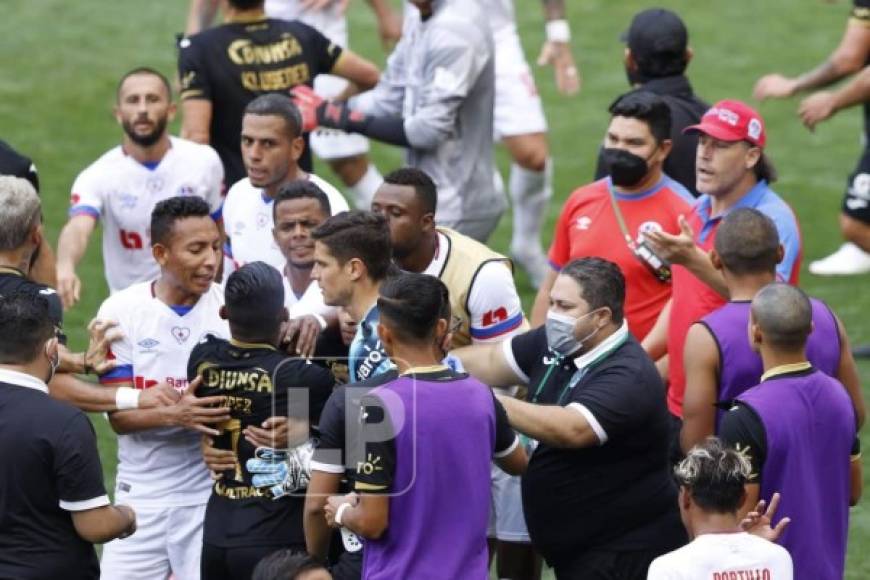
[115, 387, 141, 410]
[335, 502, 352, 526]
[546, 19, 571, 43]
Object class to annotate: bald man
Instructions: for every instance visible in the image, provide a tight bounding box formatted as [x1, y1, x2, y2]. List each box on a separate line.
[680, 208, 864, 454]
[719, 283, 859, 580]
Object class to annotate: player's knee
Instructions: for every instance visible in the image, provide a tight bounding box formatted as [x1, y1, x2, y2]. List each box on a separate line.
[512, 147, 548, 173]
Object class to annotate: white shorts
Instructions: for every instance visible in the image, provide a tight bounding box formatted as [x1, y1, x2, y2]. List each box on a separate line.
[493, 27, 548, 140]
[100, 503, 207, 580]
[487, 463, 531, 543]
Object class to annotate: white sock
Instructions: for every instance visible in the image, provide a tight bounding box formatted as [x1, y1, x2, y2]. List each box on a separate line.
[509, 159, 552, 253]
[348, 163, 384, 210]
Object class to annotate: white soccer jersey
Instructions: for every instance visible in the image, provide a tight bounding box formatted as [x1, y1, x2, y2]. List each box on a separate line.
[483, 0, 517, 36]
[423, 231, 524, 343]
[282, 275, 332, 319]
[222, 174, 348, 271]
[97, 282, 229, 508]
[647, 532, 793, 580]
[70, 137, 224, 294]
[264, 0, 348, 46]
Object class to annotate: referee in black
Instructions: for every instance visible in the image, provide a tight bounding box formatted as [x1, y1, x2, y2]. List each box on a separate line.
[454, 258, 686, 579]
[0, 292, 136, 579]
[178, 0, 379, 186]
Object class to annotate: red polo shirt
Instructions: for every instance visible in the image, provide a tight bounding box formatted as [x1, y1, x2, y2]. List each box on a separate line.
[548, 176, 693, 340]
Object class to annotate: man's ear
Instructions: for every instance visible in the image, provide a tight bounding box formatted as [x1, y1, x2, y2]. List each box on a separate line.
[775, 244, 784, 265]
[377, 322, 394, 355]
[596, 307, 614, 329]
[290, 136, 305, 162]
[347, 257, 365, 282]
[420, 211, 436, 233]
[656, 139, 673, 163]
[219, 305, 228, 320]
[678, 486, 691, 511]
[31, 222, 44, 250]
[711, 249, 724, 271]
[167, 101, 178, 123]
[624, 48, 636, 71]
[44, 335, 59, 362]
[745, 146, 762, 172]
[152, 243, 168, 267]
[685, 47, 694, 65]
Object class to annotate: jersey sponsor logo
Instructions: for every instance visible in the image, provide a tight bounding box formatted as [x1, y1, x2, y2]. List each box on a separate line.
[119, 229, 144, 250]
[171, 326, 191, 344]
[133, 375, 189, 390]
[227, 36, 303, 66]
[574, 216, 592, 230]
[482, 307, 508, 327]
[177, 185, 195, 197]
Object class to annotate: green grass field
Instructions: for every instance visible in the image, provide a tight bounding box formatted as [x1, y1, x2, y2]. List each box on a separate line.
[6, 0, 870, 576]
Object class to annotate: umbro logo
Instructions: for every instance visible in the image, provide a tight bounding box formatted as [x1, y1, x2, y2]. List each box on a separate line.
[138, 338, 160, 349]
[574, 216, 591, 230]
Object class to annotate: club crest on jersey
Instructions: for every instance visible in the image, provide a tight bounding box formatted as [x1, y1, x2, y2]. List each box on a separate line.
[146, 176, 165, 195]
[171, 326, 191, 344]
[574, 216, 591, 230]
[256, 212, 269, 228]
[119, 192, 138, 210]
[636, 221, 663, 244]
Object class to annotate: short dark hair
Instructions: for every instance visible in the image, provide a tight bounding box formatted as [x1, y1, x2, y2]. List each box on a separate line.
[559, 258, 625, 325]
[150, 196, 211, 246]
[225, 262, 285, 339]
[273, 180, 331, 221]
[751, 282, 813, 350]
[227, 0, 265, 10]
[608, 90, 672, 143]
[378, 273, 447, 344]
[117, 67, 172, 101]
[245, 94, 303, 139]
[311, 210, 392, 281]
[714, 208, 780, 275]
[0, 292, 55, 364]
[382, 167, 438, 214]
[251, 549, 328, 580]
[675, 437, 750, 514]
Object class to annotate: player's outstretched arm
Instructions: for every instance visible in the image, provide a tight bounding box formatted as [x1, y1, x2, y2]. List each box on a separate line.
[452, 342, 525, 388]
[72, 504, 136, 544]
[798, 65, 870, 130]
[108, 377, 229, 435]
[304, 471, 343, 558]
[538, 0, 580, 95]
[331, 50, 381, 96]
[56, 215, 97, 309]
[366, 0, 402, 51]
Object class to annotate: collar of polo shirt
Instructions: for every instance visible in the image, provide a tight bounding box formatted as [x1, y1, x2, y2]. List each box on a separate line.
[0, 368, 49, 393]
[572, 320, 630, 371]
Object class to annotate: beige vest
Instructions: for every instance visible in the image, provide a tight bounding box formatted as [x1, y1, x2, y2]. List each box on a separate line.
[435, 227, 514, 348]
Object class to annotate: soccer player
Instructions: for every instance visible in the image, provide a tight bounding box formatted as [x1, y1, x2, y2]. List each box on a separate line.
[0, 292, 137, 580]
[292, 0, 502, 242]
[222, 94, 348, 274]
[178, 0, 380, 187]
[369, 167, 534, 577]
[311, 210, 394, 383]
[324, 272, 527, 580]
[0, 176, 178, 413]
[56, 67, 224, 309]
[96, 197, 233, 580]
[185, 0, 397, 208]
[681, 208, 864, 453]
[0, 138, 57, 287]
[720, 283, 859, 580]
[647, 438, 793, 579]
[188, 261, 334, 580]
[754, 0, 870, 275]
[531, 91, 693, 340]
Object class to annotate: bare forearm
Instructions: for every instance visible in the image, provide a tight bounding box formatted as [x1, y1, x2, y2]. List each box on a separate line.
[642, 300, 670, 360]
[680, 248, 728, 298]
[73, 505, 134, 544]
[57, 221, 92, 271]
[48, 374, 120, 412]
[793, 60, 847, 93]
[304, 498, 332, 558]
[109, 408, 170, 434]
[499, 396, 595, 448]
[186, 0, 219, 35]
[830, 66, 870, 114]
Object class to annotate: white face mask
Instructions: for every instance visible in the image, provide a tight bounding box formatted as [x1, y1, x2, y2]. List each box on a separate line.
[545, 309, 601, 356]
[45, 346, 59, 384]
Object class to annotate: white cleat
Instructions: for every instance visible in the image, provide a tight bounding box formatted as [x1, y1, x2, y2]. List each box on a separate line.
[808, 242, 870, 276]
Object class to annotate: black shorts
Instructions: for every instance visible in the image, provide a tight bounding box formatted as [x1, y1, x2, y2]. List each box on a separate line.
[201, 543, 305, 580]
[843, 147, 870, 223]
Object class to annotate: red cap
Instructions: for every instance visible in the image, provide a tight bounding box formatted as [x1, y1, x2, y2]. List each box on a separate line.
[684, 99, 766, 148]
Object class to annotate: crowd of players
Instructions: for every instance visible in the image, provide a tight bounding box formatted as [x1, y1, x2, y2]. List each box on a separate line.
[0, 0, 869, 579]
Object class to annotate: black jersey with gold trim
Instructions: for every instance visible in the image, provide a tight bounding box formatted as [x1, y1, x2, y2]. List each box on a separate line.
[187, 334, 335, 548]
[178, 18, 343, 186]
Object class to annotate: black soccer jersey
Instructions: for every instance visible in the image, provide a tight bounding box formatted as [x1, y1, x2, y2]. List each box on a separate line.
[178, 18, 343, 186]
[188, 335, 335, 548]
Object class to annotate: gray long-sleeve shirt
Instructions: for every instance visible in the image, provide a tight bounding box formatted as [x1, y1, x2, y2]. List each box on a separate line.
[353, 0, 504, 223]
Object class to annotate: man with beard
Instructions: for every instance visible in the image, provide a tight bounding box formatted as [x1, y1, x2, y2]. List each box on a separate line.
[56, 67, 224, 308]
[531, 91, 692, 341]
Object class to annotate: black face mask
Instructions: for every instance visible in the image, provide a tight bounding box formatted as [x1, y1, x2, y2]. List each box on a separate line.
[603, 148, 654, 187]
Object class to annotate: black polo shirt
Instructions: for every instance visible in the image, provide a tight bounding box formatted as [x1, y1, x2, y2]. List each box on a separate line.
[0, 139, 39, 192]
[178, 18, 343, 186]
[505, 326, 685, 565]
[595, 75, 708, 197]
[0, 369, 109, 579]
